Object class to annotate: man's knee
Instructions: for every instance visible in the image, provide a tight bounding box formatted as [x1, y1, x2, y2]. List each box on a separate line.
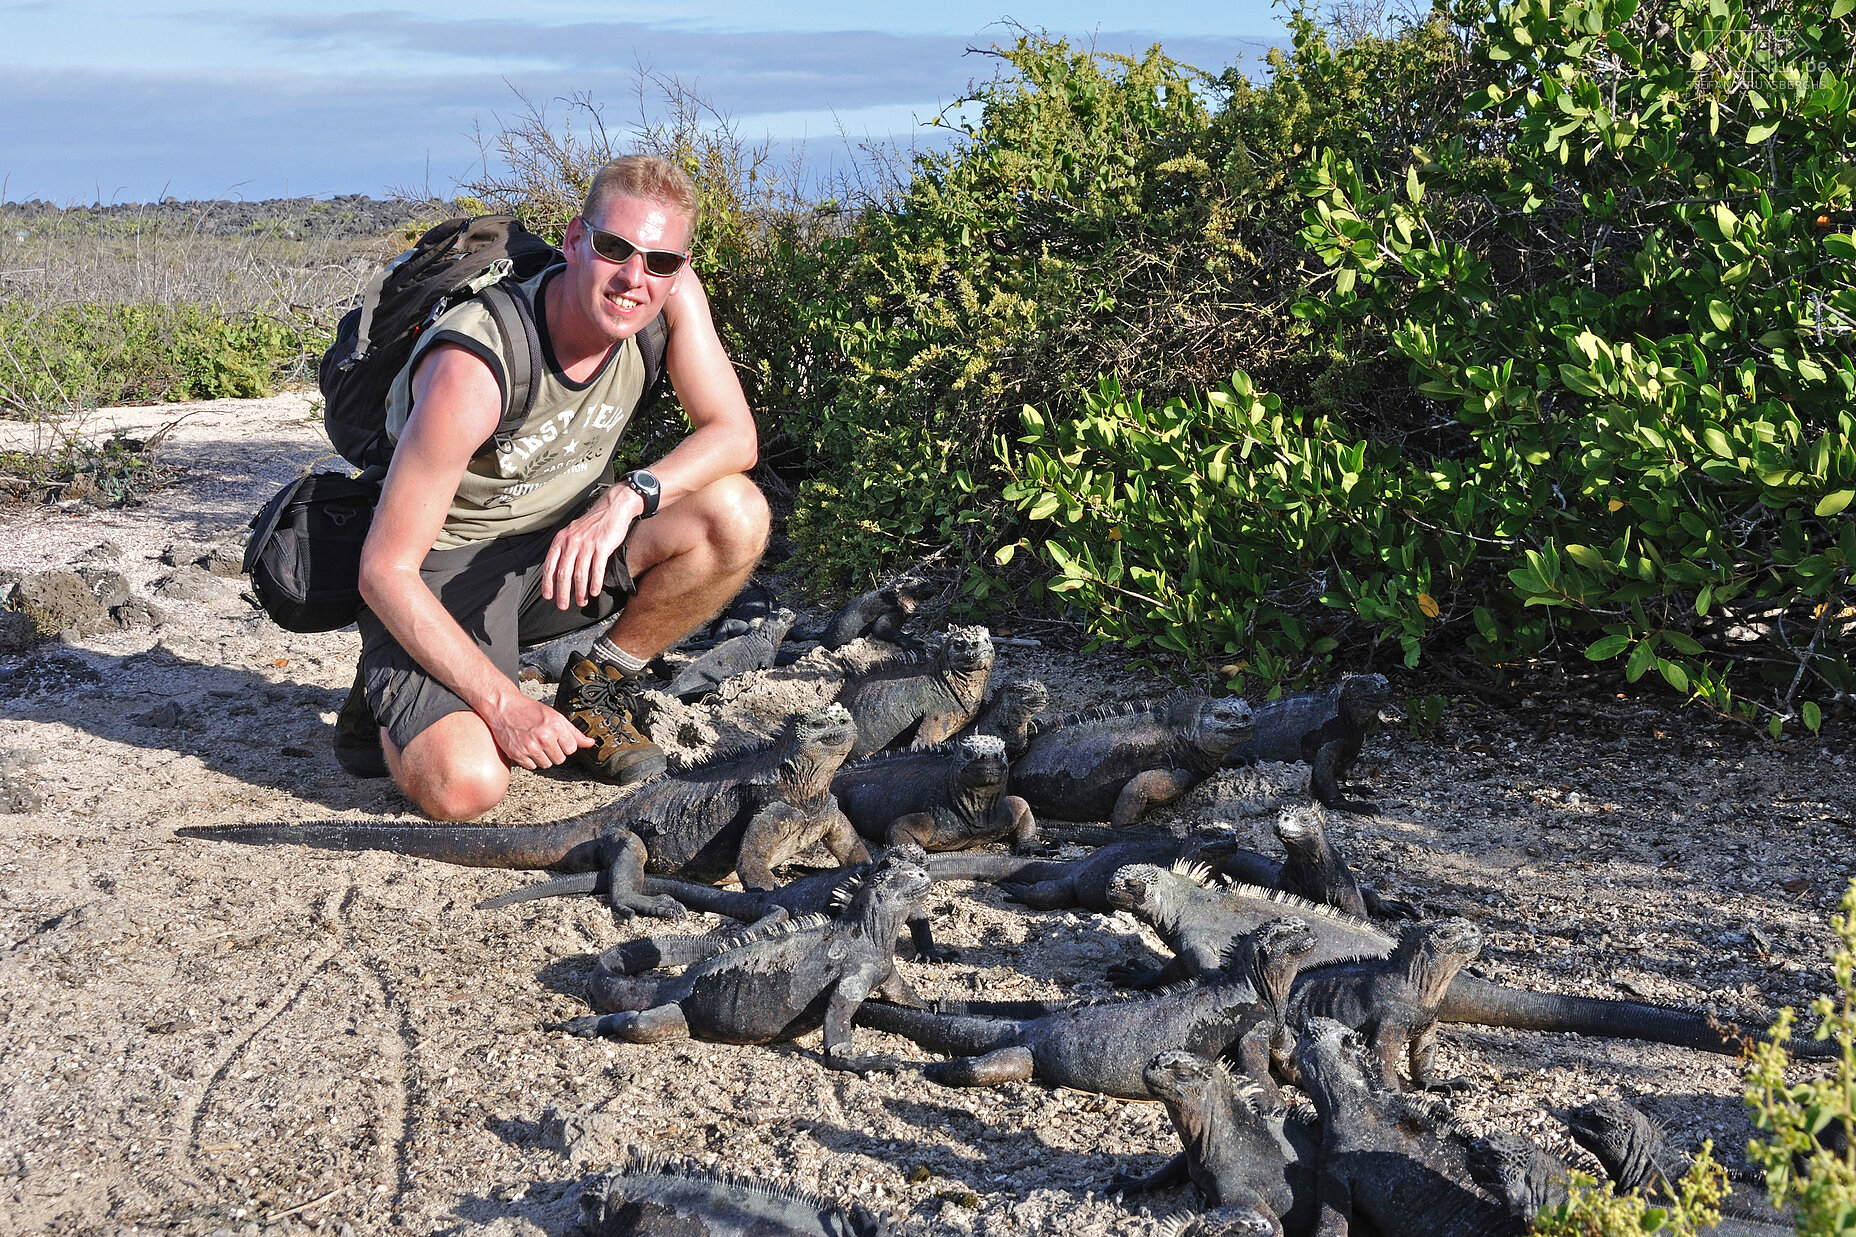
[701, 474, 769, 568]
[389, 716, 510, 821]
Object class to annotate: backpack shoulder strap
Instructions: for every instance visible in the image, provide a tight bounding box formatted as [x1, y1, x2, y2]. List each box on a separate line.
[476, 280, 541, 456]
[634, 311, 671, 417]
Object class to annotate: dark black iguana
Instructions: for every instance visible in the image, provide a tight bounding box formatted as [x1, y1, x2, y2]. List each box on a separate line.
[481, 844, 954, 963]
[852, 917, 1318, 1099]
[1101, 862, 1837, 1061]
[1271, 803, 1414, 921]
[1011, 693, 1256, 826]
[1222, 674, 1394, 814]
[579, 1153, 892, 1236]
[924, 826, 1270, 912]
[549, 846, 931, 1074]
[832, 733, 1037, 853]
[834, 625, 994, 758]
[663, 608, 798, 701]
[1559, 1098, 1795, 1236]
[952, 678, 1049, 760]
[178, 704, 870, 921]
[1121, 1050, 1320, 1237]
[1295, 1016, 1553, 1236]
[806, 572, 938, 651]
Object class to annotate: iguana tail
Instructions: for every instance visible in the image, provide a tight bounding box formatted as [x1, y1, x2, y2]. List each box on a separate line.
[477, 873, 603, 909]
[852, 999, 1022, 1056]
[176, 818, 610, 872]
[926, 854, 1066, 883]
[1440, 975, 1835, 1058]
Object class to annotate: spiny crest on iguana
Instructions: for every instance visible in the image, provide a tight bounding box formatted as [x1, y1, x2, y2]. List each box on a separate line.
[580, 1151, 891, 1237]
[1011, 691, 1255, 826]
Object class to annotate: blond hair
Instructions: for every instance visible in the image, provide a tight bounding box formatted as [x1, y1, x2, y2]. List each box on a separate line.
[581, 155, 700, 240]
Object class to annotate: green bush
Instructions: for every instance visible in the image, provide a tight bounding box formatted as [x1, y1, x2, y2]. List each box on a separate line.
[1530, 1144, 1726, 1235]
[1746, 876, 1856, 1234]
[0, 300, 323, 418]
[1010, 0, 1856, 716]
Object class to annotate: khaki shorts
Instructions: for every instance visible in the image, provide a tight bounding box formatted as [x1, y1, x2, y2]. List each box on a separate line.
[357, 522, 635, 750]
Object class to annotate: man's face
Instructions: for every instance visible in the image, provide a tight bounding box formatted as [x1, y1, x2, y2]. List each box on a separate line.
[562, 192, 693, 344]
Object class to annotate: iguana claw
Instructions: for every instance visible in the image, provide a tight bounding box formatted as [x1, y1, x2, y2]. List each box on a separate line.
[547, 1015, 609, 1038]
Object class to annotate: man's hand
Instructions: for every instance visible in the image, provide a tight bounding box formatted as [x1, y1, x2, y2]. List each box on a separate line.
[484, 691, 594, 769]
[541, 485, 644, 610]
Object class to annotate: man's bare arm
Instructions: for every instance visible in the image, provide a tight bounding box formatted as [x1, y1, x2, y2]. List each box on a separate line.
[542, 268, 760, 609]
[357, 343, 591, 768]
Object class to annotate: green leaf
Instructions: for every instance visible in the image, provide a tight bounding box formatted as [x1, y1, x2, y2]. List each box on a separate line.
[1707, 299, 1733, 331]
[1626, 638, 1658, 682]
[1662, 630, 1704, 656]
[993, 542, 1018, 566]
[1826, 233, 1856, 260]
[1818, 491, 1855, 517]
[1696, 584, 1714, 616]
[1745, 120, 1780, 144]
[1473, 606, 1500, 642]
[1559, 364, 1604, 397]
[1804, 701, 1823, 732]
[1585, 633, 1632, 660]
[1834, 0, 1855, 17]
[1770, 714, 1785, 739]
[1406, 163, 1425, 204]
[1658, 659, 1689, 692]
[1027, 492, 1060, 520]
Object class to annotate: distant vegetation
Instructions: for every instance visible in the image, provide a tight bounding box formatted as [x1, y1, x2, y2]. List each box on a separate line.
[8, 0, 1853, 730]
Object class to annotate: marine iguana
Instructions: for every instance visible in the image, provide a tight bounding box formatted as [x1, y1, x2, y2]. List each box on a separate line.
[1282, 917, 1484, 1092]
[1101, 862, 1837, 1060]
[1558, 1098, 1795, 1235]
[480, 844, 954, 962]
[1011, 693, 1257, 826]
[1223, 674, 1393, 814]
[809, 572, 937, 651]
[832, 733, 1037, 853]
[951, 678, 1049, 760]
[1272, 803, 1414, 921]
[1294, 1017, 1534, 1236]
[178, 704, 870, 921]
[1466, 1131, 1572, 1226]
[834, 625, 994, 758]
[549, 847, 931, 1074]
[578, 1153, 891, 1236]
[852, 918, 1318, 1099]
[663, 608, 797, 701]
[1125, 1051, 1320, 1237]
[923, 826, 1270, 912]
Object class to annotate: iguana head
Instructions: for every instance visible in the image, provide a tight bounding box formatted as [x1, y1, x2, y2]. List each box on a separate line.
[886, 573, 936, 611]
[1104, 863, 1167, 917]
[1291, 1017, 1375, 1113]
[1468, 1131, 1569, 1222]
[1558, 1098, 1663, 1191]
[938, 625, 995, 676]
[950, 734, 1009, 792]
[1338, 673, 1393, 723]
[785, 704, 858, 782]
[758, 607, 799, 639]
[1273, 803, 1327, 854]
[851, 842, 932, 923]
[1232, 916, 1318, 1011]
[1396, 917, 1482, 1005]
[1142, 1048, 1245, 1112]
[990, 678, 1049, 725]
[1183, 695, 1256, 758]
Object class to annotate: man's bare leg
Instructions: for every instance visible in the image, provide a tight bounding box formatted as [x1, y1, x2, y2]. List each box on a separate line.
[383, 712, 510, 821]
[386, 474, 768, 820]
[600, 473, 769, 659]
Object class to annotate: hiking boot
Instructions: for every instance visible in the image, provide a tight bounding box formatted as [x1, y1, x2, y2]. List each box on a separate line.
[553, 651, 666, 785]
[333, 666, 389, 779]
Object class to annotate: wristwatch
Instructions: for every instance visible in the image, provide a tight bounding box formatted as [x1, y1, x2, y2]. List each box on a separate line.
[620, 469, 661, 519]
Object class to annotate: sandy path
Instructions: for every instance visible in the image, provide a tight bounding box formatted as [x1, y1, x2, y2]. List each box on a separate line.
[1, 394, 1850, 1235]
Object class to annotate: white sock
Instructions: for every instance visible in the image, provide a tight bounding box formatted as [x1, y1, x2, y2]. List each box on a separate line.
[591, 635, 647, 675]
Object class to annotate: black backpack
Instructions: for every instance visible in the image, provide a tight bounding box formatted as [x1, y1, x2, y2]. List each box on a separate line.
[244, 215, 671, 633]
[319, 214, 669, 468]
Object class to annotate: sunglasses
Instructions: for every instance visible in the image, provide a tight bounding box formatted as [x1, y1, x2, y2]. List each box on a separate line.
[579, 218, 689, 276]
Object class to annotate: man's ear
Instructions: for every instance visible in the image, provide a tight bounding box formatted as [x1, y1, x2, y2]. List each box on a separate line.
[561, 216, 585, 264]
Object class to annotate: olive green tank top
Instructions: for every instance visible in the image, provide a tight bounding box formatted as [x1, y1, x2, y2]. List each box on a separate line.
[385, 265, 646, 550]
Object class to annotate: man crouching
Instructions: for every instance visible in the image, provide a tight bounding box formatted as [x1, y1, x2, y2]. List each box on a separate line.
[342, 154, 766, 819]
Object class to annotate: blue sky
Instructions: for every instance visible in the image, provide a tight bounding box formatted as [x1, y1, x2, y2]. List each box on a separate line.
[4, 2, 1286, 204]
